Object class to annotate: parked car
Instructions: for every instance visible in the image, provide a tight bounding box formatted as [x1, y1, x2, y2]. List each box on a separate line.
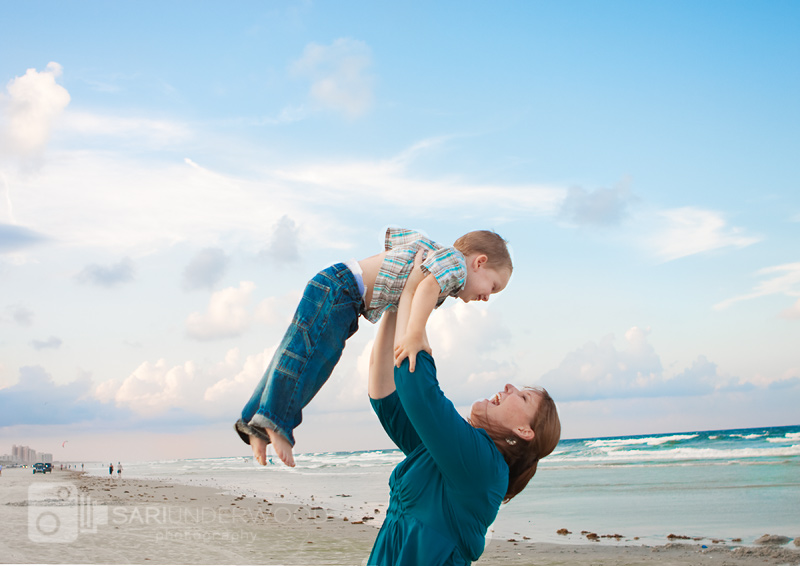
[32, 462, 51, 474]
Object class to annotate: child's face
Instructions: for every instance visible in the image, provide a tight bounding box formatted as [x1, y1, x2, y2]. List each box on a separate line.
[457, 256, 511, 303]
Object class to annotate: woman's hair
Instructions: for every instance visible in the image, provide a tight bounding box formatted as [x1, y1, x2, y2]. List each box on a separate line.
[453, 230, 513, 273]
[483, 387, 561, 503]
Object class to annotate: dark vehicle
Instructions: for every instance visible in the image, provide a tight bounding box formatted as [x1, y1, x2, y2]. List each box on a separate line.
[32, 462, 51, 474]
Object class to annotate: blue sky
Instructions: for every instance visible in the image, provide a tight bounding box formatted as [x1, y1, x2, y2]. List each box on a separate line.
[1, 1, 798, 462]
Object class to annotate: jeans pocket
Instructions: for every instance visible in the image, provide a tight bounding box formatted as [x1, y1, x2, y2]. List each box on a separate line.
[276, 279, 331, 379]
[294, 279, 330, 332]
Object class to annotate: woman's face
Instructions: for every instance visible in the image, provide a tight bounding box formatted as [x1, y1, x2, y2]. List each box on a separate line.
[471, 384, 540, 439]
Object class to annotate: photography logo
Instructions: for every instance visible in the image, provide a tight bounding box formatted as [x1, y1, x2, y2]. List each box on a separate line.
[28, 483, 108, 543]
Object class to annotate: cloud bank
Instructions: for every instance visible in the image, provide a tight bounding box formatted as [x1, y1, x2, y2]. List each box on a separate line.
[292, 38, 374, 118]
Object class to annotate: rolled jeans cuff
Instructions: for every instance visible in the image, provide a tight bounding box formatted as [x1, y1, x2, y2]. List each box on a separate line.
[234, 419, 269, 446]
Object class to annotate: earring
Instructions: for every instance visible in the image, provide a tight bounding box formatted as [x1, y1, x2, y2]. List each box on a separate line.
[505, 437, 517, 446]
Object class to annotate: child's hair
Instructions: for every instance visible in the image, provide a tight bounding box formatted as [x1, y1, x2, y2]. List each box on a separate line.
[453, 230, 513, 273]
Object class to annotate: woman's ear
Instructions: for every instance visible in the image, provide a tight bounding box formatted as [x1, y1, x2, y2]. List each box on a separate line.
[515, 426, 534, 442]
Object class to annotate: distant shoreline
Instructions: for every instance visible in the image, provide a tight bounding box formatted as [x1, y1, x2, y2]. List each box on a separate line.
[2, 467, 798, 565]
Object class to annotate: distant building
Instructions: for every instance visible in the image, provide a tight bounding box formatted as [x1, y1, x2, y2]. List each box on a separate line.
[11, 444, 49, 464]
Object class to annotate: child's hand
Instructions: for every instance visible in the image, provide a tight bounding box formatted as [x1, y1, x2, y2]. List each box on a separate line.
[394, 331, 431, 373]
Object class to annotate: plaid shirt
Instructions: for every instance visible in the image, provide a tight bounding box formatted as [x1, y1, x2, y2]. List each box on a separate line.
[363, 228, 466, 323]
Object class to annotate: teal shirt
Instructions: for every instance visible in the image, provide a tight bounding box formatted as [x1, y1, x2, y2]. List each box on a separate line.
[368, 352, 509, 565]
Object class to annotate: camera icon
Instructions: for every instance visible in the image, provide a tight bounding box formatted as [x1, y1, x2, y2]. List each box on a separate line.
[28, 483, 108, 543]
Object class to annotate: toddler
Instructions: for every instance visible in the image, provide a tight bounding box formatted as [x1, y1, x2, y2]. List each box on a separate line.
[235, 227, 512, 466]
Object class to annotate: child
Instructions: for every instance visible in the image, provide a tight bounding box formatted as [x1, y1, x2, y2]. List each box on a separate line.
[235, 227, 513, 467]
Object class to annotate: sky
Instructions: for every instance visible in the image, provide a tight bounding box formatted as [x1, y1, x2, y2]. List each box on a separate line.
[1, 1, 798, 464]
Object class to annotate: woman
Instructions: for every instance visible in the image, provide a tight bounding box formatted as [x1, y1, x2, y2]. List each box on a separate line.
[367, 301, 561, 565]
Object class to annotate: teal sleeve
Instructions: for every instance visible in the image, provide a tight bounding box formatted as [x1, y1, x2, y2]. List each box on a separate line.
[393, 352, 506, 492]
[370, 391, 422, 456]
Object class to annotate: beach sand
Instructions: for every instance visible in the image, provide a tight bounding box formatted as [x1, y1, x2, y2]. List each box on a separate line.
[2, 467, 797, 565]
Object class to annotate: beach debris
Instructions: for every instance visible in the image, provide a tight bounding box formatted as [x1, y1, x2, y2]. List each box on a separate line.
[731, 538, 742, 542]
[667, 534, 692, 540]
[336, 493, 352, 497]
[557, 528, 571, 535]
[794, 537, 799, 547]
[754, 534, 792, 545]
[585, 533, 599, 541]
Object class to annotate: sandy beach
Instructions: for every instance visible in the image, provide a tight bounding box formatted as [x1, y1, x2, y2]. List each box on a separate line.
[2, 467, 797, 565]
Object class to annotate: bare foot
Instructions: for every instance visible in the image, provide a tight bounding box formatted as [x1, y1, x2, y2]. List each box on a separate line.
[266, 428, 296, 467]
[250, 434, 269, 466]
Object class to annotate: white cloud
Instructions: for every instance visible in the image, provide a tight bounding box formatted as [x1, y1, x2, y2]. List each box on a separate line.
[75, 257, 135, 288]
[31, 336, 63, 351]
[6, 137, 564, 256]
[96, 347, 262, 419]
[541, 326, 664, 401]
[182, 247, 230, 291]
[715, 262, 800, 313]
[650, 207, 760, 261]
[780, 298, 800, 320]
[271, 139, 565, 216]
[57, 110, 190, 147]
[2, 304, 34, 326]
[424, 302, 517, 404]
[203, 347, 274, 410]
[185, 281, 255, 341]
[260, 215, 301, 263]
[291, 38, 374, 118]
[0, 62, 70, 160]
[559, 183, 637, 227]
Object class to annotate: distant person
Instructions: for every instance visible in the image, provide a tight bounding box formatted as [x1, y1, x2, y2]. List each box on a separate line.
[0, 464, 3, 476]
[117, 462, 122, 476]
[109, 463, 114, 475]
[235, 228, 512, 467]
[365, 264, 560, 565]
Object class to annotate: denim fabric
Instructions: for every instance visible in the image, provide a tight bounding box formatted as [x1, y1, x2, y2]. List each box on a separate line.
[239, 263, 363, 447]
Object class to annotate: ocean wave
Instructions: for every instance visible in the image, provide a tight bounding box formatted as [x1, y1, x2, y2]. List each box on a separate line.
[585, 434, 698, 449]
[547, 443, 800, 464]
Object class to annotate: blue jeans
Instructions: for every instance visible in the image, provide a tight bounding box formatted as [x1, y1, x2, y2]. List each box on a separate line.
[237, 263, 363, 447]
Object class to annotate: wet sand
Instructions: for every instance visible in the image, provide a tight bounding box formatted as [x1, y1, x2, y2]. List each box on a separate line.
[1, 467, 797, 565]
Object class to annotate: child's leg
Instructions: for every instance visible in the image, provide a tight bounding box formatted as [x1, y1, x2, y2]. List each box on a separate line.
[237, 264, 362, 465]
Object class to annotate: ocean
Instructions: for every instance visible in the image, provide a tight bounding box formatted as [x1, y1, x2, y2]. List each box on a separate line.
[86, 424, 800, 547]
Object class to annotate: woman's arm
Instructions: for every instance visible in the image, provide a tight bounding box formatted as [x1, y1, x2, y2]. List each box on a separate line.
[394, 354, 508, 494]
[368, 310, 399, 400]
[369, 251, 426, 399]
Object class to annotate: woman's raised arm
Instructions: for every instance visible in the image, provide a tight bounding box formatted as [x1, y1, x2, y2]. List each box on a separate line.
[369, 250, 427, 399]
[368, 310, 398, 399]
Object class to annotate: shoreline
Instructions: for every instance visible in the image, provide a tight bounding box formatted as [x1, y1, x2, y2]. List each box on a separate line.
[1, 467, 797, 565]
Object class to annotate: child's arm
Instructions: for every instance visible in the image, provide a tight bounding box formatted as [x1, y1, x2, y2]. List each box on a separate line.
[394, 271, 439, 372]
[370, 251, 426, 398]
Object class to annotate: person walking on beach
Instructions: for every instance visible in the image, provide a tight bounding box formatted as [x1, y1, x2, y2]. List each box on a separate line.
[365, 263, 560, 565]
[117, 462, 122, 476]
[109, 463, 113, 475]
[235, 227, 513, 467]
